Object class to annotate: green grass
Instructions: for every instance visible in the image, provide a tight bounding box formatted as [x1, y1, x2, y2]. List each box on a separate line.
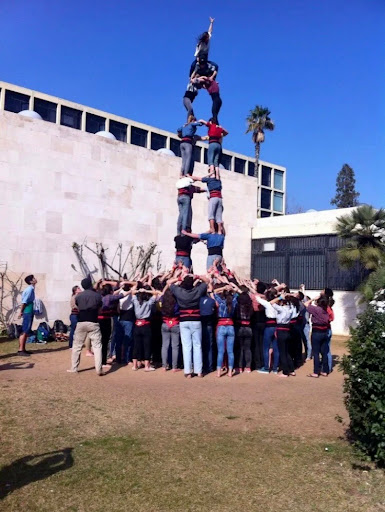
[1, 431, 384, 512]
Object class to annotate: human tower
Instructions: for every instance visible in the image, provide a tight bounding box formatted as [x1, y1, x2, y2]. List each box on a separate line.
[174, 17, 228, 273]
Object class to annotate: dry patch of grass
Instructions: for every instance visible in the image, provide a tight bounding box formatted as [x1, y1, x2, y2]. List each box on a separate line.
[1, 335, 384, 512]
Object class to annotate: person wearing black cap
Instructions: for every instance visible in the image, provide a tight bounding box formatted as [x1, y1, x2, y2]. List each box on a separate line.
[67, 276, 104, 376]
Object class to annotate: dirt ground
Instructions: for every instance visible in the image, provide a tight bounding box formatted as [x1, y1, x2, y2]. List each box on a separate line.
[0, 337, 348, 444]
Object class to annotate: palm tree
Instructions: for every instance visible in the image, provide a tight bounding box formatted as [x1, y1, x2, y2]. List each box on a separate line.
[246, 106, 275, 176]
[336, 205, 385, 271]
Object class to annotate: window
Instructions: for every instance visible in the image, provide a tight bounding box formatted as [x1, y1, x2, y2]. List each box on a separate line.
[131, 126, 148, 147]
[34, 98, 57, 123]
[193, 145, 201, 162]
[109, 120, 127, 142]
[234, 158, 245, 174]
[86, 113, 105, 134]
[274, 170, 284, 191]
[151, 133, 167, 151]
[273, 192, 284, 212]
[261, 165, 271, 187]
[263, 240, 276, 252]
[260, 210, 271, 218]
[60, 106, 82, 129]
[220, 153, 232, 170]
[170, 138, 181, 157]
[248, 161, 255, 177]
[261, 188, 271, 210]
[4, 90, 30, 113]
[204, 148, 208, 165]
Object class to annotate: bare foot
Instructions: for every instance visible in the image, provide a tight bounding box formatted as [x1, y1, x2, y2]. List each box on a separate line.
[227, 370, 233, 378]
[216, 370, 222, 378]
[278, 373, 289, 378]
[290, 372, 296, 376]
[185, 373, 192, 379]
[86, 351, 93, 357]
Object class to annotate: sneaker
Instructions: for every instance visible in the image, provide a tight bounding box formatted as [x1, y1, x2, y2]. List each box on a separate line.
[257, 368, 269, 374]
[17, 350, 31, 356]
[66, 369, 78, 374]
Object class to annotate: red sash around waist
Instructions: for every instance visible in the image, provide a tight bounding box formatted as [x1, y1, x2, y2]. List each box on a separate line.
[176, 251, 190, 257]
[135, 319, 151, 327]
[163, 317, 179, 327]
[217, 318, 234, 327]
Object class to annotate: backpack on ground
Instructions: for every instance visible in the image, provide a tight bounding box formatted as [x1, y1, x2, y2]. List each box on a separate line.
[37, 322, 50, 343]
[53, 319, 68, 334]
[7, 323, 22, 339]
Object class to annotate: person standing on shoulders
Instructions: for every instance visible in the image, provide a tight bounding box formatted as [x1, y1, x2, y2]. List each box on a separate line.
[17, 274, 37, 356]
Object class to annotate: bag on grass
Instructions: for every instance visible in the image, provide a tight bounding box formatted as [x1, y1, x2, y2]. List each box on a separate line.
[37, 322, 50, 343]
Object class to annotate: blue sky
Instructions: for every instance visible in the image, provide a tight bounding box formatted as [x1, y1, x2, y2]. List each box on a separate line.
[0, 0, 384, 211]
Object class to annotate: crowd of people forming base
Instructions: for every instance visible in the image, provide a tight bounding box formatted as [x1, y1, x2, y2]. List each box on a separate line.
[14, 18, 335, 380]
[65, 264, 335, 380]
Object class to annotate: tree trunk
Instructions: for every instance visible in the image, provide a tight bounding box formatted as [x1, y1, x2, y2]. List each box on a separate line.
[254, 142, 260, 177]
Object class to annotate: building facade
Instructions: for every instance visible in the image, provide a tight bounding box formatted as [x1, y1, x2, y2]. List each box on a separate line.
[251, 209, 365, 334]
[0, 81, 286, 218]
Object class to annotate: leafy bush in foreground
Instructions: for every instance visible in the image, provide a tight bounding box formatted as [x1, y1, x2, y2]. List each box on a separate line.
[341, 294, 385, 466]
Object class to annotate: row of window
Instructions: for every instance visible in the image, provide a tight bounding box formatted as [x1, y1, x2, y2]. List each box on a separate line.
[2, 89, 285, 183]
[260, 188, 284, 212]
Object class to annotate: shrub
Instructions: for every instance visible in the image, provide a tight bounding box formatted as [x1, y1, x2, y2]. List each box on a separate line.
[341, 292, 385, 466]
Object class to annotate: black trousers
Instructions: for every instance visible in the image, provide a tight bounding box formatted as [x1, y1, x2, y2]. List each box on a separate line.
[210, 92, 222, 121]
[133, 324, 152, 361]
[277, 328, 294, 375]
[289, 323, 303, 368]
[252, 322, 265, 369]
[236, 326, 252, 369]
[99, 318, 112, 365]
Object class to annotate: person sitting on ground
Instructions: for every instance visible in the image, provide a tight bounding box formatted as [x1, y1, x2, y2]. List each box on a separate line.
[17, 274, 37, 356]
[68, 275, 104, 376]
[182, 224, 225, 270]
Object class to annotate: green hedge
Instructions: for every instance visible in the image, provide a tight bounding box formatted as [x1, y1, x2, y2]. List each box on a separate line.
[341, 298, 385, 466]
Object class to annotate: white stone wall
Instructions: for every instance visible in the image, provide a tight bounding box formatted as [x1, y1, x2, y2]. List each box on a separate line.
[0, 111, 257, 323]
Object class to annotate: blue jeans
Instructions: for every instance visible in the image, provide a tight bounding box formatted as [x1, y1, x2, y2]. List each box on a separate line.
[326, 328, 332, 371]
[115, 320, 134, 363]
[216, 325, 235, 370]
[177, 195, 192, 235]
[206, 254, 222, 271]
[108, 315, 119, 358]
[303, 323, 311, 358]
[201, 320, 214, 373]
[21, 312, 34, 335]
[207, 142, 222, 167]
[175, 256, 192, 269]
[263, 326, 279, 371]
[69, 314, 78, 348]
[311, 331, 329, 374]
[179, 321, 202, 375]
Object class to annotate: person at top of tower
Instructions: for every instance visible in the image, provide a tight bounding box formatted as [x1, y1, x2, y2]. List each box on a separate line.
[195, 17, 214, 59]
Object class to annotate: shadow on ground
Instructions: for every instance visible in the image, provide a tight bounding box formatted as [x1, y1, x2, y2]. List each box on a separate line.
[0, 448, 73, 499]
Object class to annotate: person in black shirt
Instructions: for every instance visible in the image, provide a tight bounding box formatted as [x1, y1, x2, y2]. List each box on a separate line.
[174, 234, 194, 270]
[67, 276, 104, 376]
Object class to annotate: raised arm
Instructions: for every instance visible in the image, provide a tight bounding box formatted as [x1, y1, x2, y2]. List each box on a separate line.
[208, 17, 214, 36]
